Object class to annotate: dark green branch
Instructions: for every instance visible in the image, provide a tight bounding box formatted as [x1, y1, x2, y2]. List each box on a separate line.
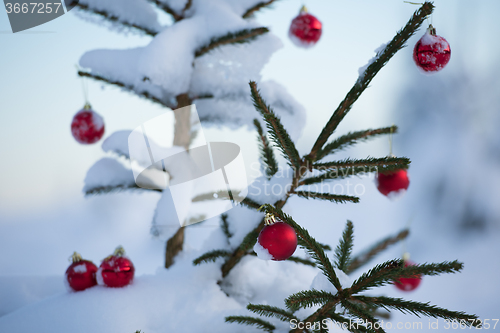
[254, 119, 279, 178]
[249, 81, 301, 171]
[195, 28, 269, 57]
[148, 0, 183, 21]
[294, 191, 360, 204]
[354, 296, 479, 326]
[193, 249, 231, 265]
[347, 229, 409, 273]
[342, 301, 385, 333]
[225, 316, 275, 332]
[242, 0, 278, 18]
[77, 71, 172, 109]
[335, 221, 354, 273]
[285, 290, 338, 312]
[308, 2, 434, 161]
[316, 126, 398, 161]
[85, 184, 161, 196]
[220, 214, 232, 241]
[247, 304, 299, 322]
[74, 2, 159, 36]
[313, 157, 410, 171]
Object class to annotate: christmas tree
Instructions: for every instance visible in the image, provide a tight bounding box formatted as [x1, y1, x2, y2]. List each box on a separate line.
[0, 1, 482, 332]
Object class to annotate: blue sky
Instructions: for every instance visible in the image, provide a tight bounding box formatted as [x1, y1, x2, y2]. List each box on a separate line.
[1, 0, 499, 215]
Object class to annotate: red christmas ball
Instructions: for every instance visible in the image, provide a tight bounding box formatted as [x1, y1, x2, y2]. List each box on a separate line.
[65, 252, 98, 292]
[394, 260, 422, 292]
[71, 103, 105, 144]
[413, 25, 451, 73]
[255, 218, 297, 261]
[289, 6, 322, 48]
[376, 169, 409, 198]
[98, 246, 135, 288]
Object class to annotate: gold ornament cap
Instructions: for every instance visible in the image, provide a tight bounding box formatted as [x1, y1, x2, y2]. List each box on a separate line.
[69, 251, 83, 263]
[264, 213, 276, 225]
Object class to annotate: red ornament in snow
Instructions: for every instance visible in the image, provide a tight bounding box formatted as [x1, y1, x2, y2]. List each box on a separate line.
[289, 6, 322, 48]
[65, 252, 98, 292]
[413, 24, 451, 73]
[376, 169, 409, 198]
[98, 246, 135, 288]
[394, 259, 422, 292]
[254, 213, 297, 261]
[71, 103, 105, 144]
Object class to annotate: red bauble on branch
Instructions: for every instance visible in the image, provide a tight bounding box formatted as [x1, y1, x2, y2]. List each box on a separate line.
[254, 213, 298, 261]
[98, 246, 135, 288]
[394, 259, 422, 292]
[65, 252, 98, 292]
[289, 6, 322, 48]
[71, 103, 105, 144]
[413, 24, 451, 73]
[376, 169, 410, 199]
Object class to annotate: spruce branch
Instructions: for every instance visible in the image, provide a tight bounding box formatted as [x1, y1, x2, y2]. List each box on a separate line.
[85, 184, 161, 196]
[260, 204, 342, 291]
[285, 256, 317, 267]
[299, 157, 409, 187]
[313, 157, 410, 172]
[285, 290, 339, 312]
[77, 71, 172, 109]
[254, 119, 279, 178]
[220, 214, 233, 241]
[335, 221, 354, 273]
[240, 197, 263, 210]
[221, 223, 263, 277]
[294, 191, 360, 204]
[242, 0, 278, 18]
[347, 229, 409, 273]
[192, 249, 231, 265]
[354, 296, 479, 326]
[249, 81, 302, 171]
[247, 304, 299, 322]
[148, 0, 183, 21]
[195, 28, 269, 57]
[342, 301, 385, 333]
[307, 2, 434, 161]
[225, 316, 275, 332]
[73, 2, 159, 36]
[316, 126, 398, 161]
[349, 260, 463, 295]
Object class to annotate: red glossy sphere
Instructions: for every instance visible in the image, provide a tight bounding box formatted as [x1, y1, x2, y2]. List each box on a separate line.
[257, 222, 298, 261]
[394, 260, 422, 292]
[289, 10, 322, 48]
[99, 256, 135, 288]
[71, 107, 105, 144]
[66, 260, 98, 292]
[376, 169, 410, 197]
[413, 30, 451, 73]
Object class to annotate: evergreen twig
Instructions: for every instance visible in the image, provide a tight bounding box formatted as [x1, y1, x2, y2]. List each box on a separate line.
[247, 304, 299, 322]
[242, 0, 278, 18]
[354, 296, 479, 326]
[308, 2, 434, 161]
[77, 71, 172, 108]
[254, 119, 279, 178]
[313, 157, 410, 171]
[349, 260, 463, 294]
[285, 290, 339, 312]
[335, 221, 354, 273]
[148, 0, 183, 21]
[85, 184, 161, 196]
[220, 214, 232, 241]
[316, 126, 398, 160]
[240, 197, 263, 210]
[195, 28, 269, 57]
[250, 82, 302, 171]
[294, 191, 360, 204]
[73, 2, 159, 36]
[342, 301, 385, 333]
[193, 249, 231, 265]
[225, 316, 275, 332]
[347, 229, 409, 273]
